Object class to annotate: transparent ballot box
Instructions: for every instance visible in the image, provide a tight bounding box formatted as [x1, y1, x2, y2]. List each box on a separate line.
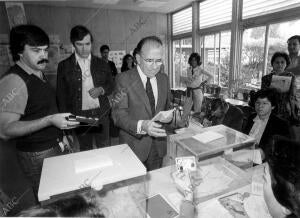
[38, 144, 147, 212]
[179, 157, 251, 204]
[172, 124, 256, 165]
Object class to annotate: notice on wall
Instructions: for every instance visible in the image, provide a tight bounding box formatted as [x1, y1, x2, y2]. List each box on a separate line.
[5, 2, 27, 28]
[109, 50, 126, 68]
[49, 34, 61, 44]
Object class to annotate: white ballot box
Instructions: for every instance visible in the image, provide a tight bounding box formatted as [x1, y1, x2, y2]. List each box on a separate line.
[38, 144, 146, 203]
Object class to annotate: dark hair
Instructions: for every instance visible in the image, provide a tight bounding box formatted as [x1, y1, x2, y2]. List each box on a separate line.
[254, 88, 278, 107]
[287, 35, 300, 44]
[100, 45, 109, 53]
[135, 36, 162, 54]
[210, 98, 227, 112]
[9, 24, 49, 61]
[70, 25, 93, 45]
[267, 135, 300, 217]
[121, 54, 135, 72]
[188, 53, 202, 66]
[18, 194, 105, 217]
[271, 52, 290, 69]
[133, 47, 138, 58]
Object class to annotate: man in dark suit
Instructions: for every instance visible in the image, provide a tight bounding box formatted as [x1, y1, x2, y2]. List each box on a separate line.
[100, 45, 118, 79]
[112, 36, 171, 171]
[243, 88, 291, 158]
[57, 25, 113, 151]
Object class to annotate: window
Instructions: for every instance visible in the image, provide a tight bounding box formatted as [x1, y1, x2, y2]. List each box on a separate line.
[173, 38, 192, 88]
[199, 0, 232, 29]
[243, 0, 300, 19]
[267, 19, 300, 73]
[202, 31, 231, 87]
[241, 26, 266, 89]
[172, 7, 192, 35]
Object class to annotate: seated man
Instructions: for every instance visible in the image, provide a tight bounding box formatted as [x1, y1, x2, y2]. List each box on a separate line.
[203, 98, 244, 131]
[243, 88, 290, 159]
[264, 135, 300, 217]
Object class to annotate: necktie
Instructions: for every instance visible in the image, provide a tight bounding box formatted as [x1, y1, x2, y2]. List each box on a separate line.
[192, 68, 194, 75]
[146, 77, 155, 116]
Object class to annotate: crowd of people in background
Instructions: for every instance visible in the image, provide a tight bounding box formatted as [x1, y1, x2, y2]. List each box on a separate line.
[0, 22, 299, 217]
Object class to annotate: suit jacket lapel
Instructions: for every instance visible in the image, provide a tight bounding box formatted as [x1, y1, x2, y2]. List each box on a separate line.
[130, 68, 153, 117]
[70, 54, 82, 79]
[90, 55, 97, 86]
[156, 73, 164, 113]
[260, 114, 273, 144]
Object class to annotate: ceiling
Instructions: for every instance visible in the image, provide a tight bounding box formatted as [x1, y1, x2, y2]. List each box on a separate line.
[21, 0, 195, 13]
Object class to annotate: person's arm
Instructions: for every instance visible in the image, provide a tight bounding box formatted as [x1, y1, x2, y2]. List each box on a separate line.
[288, 73, 298, 113]
[188, 68, 212, 88]
[111, 62, 118, 77]
[179, 191, 195, 218]
[101, 63, 114, 96]
[90, 63, 114, 98]
[0, 112, 78, 140]
[261, 74, 270, 89]
[201, 69, 213, 83]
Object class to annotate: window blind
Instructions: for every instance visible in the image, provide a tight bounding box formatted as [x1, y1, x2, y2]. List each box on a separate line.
[243, 0, 300, 19]
[199, 0, 232, 29]
[172, 7, 192, 35]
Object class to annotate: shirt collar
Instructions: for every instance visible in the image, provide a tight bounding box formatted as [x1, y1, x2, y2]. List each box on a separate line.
[253, 114, 270, 123]
[16, 60, 42, 78]
[137, 65, 156, 82]
[75, 52, 91, 64]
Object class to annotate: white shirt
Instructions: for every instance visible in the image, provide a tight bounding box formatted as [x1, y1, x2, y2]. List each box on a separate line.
[136, 65, 158, 134]
[75, 53, 100, 110]
[249, 115, 270, 144]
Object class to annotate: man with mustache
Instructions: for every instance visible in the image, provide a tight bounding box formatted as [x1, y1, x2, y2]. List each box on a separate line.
[56, 25, 113, 151]
[0, 24, 79, 198]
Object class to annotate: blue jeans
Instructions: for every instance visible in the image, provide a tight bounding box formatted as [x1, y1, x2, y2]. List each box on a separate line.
[16, 146, 64, 197]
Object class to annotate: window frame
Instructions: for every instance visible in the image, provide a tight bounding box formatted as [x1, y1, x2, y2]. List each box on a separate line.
[169, 0, 300, 91]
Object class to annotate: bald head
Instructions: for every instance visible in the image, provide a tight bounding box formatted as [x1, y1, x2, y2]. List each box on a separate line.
[136, 36, 163, 78]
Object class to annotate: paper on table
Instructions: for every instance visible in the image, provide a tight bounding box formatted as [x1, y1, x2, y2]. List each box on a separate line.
[197, 199, 233, 218]
[151, 109, 174, 123]
[192, 131, 224, 143]
[167, 192, 183, 211]
[244, 195, 272, 218]
[74, 155, 113, 174]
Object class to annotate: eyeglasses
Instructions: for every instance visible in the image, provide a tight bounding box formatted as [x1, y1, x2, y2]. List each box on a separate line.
[140, 55, 163, 66]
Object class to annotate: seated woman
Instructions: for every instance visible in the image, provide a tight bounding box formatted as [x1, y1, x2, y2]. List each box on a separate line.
[179, 53, 213, 126]
[261, 52, 298, 123]
[121, 54, 135, 72]
[264, 135, 300, 217]
[243, 88, 290, 159]
[203, 98, 244, 131]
